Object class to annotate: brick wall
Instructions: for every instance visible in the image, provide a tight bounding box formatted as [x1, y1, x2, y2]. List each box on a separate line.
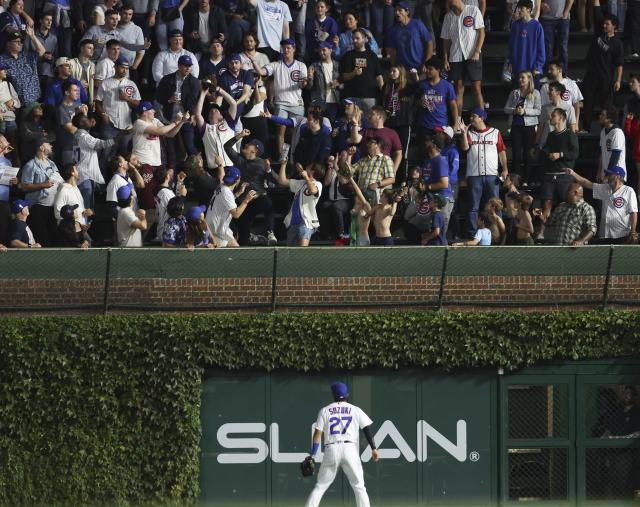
[1, 274, 639, 313]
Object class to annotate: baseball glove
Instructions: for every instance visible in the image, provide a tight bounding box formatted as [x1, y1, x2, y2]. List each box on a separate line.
[301, 456, 315, 477]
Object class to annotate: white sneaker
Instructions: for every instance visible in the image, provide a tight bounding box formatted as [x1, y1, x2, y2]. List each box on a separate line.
[267, 231, 277, 245]
[280, 143, 290, 163]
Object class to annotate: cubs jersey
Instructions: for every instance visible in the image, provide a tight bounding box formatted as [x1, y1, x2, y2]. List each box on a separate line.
[540, 77, 583, 107]
[314, 402, 372, 445]
[441, 5, 484, 62]
[202, 118, 236, 168]
[264, 59, 307, 107]
[592, 183, 638, 239]
[600, 126, 626, 178]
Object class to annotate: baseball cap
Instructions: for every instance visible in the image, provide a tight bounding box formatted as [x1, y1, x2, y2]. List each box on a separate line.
[168, 29, 183, 38]
[178, 54, 193, 66]
[114, 55, 129, 67]
[343, 98, 354, 105]
[60, 203, 79, 220]
[605, 166, 626, 178]
[397, 1, 411, 10]
[436, 125, 455, 139]
[331, 382, 349, 400]
[223, 166, 241, 185]
[245, 138, 264, 157]
[280, 38, 296, 47]
[186, 205, 206, 222]
[318, 41, 333, 50]
[470, 106, 488, 120]
[116, 184, 133, 201]
[136, 101, 154, 114]
[11, 199, 30, 214]
[228, 53, 242, 62]
[6, 32, 22, 42]
[55, 57, 71, 67]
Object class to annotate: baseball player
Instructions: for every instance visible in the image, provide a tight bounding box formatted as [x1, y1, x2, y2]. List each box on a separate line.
[305, 381, 379, 507]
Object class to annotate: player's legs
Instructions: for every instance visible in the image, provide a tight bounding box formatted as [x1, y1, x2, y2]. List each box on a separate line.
[305, 446, 340, 507]
[340, 445, 370, 507]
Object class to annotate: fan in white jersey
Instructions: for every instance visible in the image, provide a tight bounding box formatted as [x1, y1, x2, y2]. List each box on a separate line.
[540, 59, 583, 126]
[566, 166, 638, 242]
[205, 166, 257, 247]
[250, 38, 308, 156]
[154, 167, 187, 242]
[598, 105, 626, 181]
[194, 84, 239, 169]
[305, 382, 379, 507]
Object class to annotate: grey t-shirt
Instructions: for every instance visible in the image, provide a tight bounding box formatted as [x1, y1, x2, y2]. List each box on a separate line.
[540, 0, 569, 19]
[57, 102, 77, 152]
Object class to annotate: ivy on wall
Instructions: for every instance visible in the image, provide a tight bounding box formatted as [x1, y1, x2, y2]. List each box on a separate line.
[1, 311, 639, 505]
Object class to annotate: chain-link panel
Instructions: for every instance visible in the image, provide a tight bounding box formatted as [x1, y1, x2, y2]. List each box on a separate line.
[508, 384, 570, 439]
[586, 448, 640, 500]
[0, 248, 109, 279]
[508, 448, 568, 501]
[584, 384, 640, 439]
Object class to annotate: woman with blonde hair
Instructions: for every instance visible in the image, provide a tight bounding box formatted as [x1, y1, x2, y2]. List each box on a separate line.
[331, 100, 362, 155]
[384, 64, 419, 183]
[504, 70, 541, 183]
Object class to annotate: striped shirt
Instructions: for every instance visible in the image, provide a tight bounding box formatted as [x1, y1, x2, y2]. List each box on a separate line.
[592, 183, 638, 239]
[441, 5, 484, 62]
[545, 199, 597, 245]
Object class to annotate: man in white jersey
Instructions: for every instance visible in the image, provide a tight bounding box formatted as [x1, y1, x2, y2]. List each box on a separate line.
[597, 105, 626, 181]
[251, 38, 308, 158]
[194, 85, 239, 170]
[566, 166, 638, 243]
[540, 59, 583, 129]
[305, 381, 379, 507]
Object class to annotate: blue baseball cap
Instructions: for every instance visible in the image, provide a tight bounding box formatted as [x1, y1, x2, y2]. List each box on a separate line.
[331, 381, 349, 400]
[342, 98, 354, 105]
[114, 55, 129, 66]
[186, 205, 206, 222]
[136, 101, 154, 114]
[11, 199, 30, 214]
[60, 203, 79, 219]
[228, 53, 242, 62]
[116, 184, 133, 201]
[280, 38, 296, 47]
[470, 106, 488, 120]
[246, 138, 264, 157]
[318, 41, 333, 50]
[178, 54, 193, 66]
[605, 166, 626, 178]
[396, 1, 411, 10]
[223, 166, 241, 185]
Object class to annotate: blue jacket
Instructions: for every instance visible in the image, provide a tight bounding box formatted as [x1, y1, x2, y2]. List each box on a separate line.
[44, 77, 88, 106]
[508, 19, 546, 75]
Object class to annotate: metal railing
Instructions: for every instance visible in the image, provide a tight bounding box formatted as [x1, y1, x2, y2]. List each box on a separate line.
[0, 245, 638, 313]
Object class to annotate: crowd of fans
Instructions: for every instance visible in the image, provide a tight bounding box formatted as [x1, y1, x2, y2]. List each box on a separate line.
[0, 0, 638, 250]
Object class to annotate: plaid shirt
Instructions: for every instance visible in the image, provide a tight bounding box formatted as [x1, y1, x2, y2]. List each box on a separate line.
[545, 199, 597, 245]
[352, 154, 394, 190]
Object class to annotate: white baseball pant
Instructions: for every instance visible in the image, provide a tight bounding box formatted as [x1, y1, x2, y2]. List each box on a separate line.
[305, 442, 370, 507]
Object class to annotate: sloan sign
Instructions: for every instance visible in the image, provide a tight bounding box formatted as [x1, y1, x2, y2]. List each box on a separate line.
[216, 419, 470, 464]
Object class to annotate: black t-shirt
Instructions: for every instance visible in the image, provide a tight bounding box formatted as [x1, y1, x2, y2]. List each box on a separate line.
[9, 219, 30, 245]
[339, 48, 382, 99]
[586, 34, 623, 82]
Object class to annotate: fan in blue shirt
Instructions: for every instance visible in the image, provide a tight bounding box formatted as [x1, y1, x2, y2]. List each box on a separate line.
[388, 2, 433, 71]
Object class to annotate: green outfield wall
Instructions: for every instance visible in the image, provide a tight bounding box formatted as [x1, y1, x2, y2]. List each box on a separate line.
[200, 362, 640, 507]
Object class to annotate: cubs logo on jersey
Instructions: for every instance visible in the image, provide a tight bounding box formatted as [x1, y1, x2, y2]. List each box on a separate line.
[613, 196, 626, 208]
[290, 69, 303, 82]
[561, 90, 571, 102]
[120, 85, 135, 98]
[463, 16, 474, 27]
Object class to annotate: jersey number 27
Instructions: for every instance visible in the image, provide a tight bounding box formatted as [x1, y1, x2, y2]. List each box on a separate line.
[329, 416, 352, 435]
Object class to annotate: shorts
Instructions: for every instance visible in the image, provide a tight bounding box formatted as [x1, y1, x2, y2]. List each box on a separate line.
[287, 223, 316, 245]
[541, 173, 573, 203]
[373, 236, 395, 246]
[274, 104, 305, 122]
[449, 59, 483, 83]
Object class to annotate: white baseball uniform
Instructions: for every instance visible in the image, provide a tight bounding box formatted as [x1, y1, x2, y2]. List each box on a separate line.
[305, 401, 373, 507]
